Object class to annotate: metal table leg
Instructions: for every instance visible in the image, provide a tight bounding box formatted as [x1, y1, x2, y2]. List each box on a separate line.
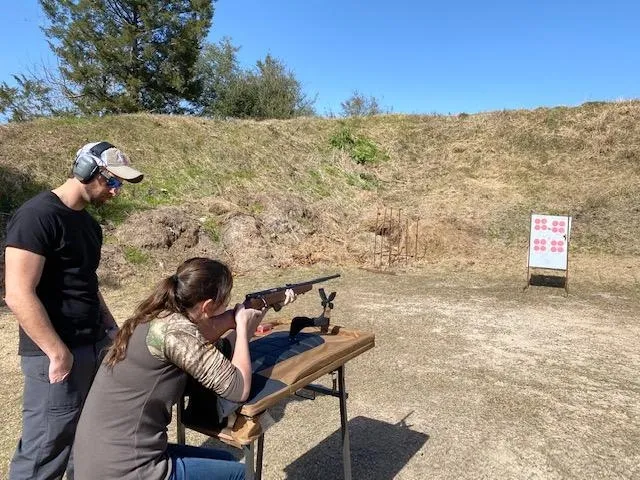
[337, 366, 352, 480]
[176, 395, 185, 444]
[256, 434, 264, 480]
[244, 434, 264, 480]
[244, 443, 255, 480]
[304, 367, 353, 480]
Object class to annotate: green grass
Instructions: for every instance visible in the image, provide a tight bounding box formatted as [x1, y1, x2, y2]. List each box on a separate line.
[123, 246, 150, 265]
[201, 218, 221, 242]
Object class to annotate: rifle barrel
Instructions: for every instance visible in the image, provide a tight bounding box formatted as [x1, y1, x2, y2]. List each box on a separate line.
[284, 273, 341, 287]
[245, 273, 341, 298]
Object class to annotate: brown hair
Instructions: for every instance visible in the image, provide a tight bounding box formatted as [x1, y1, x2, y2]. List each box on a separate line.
[103, 257, 233, 367]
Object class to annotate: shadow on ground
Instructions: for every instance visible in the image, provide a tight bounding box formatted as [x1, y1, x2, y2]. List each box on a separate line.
[283, 414, 428, 479]
[197, 410, 429, 478]
[528, 274, 567, 289]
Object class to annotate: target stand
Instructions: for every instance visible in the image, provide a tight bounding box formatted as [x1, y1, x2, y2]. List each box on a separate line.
[523, 213, 572, 295]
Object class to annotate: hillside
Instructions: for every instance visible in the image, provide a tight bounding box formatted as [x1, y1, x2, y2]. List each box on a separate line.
[1, 101, 639, 287]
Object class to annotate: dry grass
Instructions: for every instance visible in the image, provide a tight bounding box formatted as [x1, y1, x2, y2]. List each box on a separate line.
[2, 100, 640, 277]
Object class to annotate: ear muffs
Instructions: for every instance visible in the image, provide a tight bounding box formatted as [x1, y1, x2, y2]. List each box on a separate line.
[72, 153, 100, 183]
[72, 141, 116, 184]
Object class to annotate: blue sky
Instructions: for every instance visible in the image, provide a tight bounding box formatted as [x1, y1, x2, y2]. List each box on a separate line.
[1, 0, 639, 116]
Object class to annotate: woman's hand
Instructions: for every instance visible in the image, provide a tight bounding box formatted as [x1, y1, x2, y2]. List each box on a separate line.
[231, 303, 267, 401]
[233, 303, 267, 338]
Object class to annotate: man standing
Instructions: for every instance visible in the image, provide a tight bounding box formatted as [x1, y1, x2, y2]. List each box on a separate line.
[4, 142, 144, 480]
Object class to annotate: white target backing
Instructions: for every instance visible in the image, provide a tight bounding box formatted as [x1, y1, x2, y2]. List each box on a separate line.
[528, 213, 571, 270]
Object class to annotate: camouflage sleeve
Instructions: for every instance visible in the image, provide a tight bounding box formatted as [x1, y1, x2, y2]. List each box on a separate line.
[147, 315, 245, 401]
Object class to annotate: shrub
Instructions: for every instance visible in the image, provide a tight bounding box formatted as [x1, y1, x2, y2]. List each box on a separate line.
[351, 137, 380, 165]
[329, 125, 387, 165]
[329, 126, 356, 151]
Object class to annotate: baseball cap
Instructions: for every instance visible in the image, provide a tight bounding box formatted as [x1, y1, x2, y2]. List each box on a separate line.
[76, 141, 144, 183]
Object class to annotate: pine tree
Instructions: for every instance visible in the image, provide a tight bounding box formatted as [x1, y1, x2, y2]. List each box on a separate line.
[39, 0, 214, 114]
[195, 37, 241, 117]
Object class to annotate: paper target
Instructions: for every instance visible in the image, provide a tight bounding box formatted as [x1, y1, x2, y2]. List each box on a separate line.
[528, 214, 571, 270]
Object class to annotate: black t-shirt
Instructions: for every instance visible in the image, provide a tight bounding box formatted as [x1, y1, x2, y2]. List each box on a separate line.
[5, 191, 104, 355]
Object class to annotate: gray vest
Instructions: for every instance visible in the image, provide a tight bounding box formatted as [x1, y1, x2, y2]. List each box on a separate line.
[74, 323, 187, 480]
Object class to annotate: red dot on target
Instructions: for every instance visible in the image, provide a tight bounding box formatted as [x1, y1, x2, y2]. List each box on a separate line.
[560, 228, 565, 233]
[559, 221, 565, 226]
[541, 239, 546, 244]
[534, 246, 539, 251]
[542, 225, 547, 230]
[552, 220, 558, 226]
[558, 247, 564, 252]
[541, 247, 546, 251]
[534, 239, 540, 244]
[552, 227, 557, 232]
[535, 225, 540, 230]
[541, 218, 547, 223]
[551, 247, 557, 252]
[535, 218, 540, 224]
[551, 240, 556, 245]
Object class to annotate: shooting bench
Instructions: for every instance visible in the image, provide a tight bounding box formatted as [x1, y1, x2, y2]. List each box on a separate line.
[176, 321, 375, 480]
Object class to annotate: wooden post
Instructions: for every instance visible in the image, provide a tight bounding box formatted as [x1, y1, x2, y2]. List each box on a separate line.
[405, 217, 409, 265]
[381, 208, 388, 267]
[373, 209, 380, 268]
[415, 219, 419, 260]
[387, 207, 393, 266]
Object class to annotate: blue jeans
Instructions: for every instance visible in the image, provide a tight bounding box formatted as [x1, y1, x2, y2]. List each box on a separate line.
[167, 443, 245, 480]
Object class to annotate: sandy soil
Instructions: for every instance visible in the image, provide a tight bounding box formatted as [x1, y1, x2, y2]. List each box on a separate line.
[0, 267, 638, 479]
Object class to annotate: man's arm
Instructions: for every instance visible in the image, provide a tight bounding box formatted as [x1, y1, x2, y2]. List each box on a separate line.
[4, 247, 73, 382]
[97, 290, 118, 337]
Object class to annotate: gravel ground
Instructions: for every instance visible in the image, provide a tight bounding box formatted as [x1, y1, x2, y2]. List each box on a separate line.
[1, 268, 639, 479]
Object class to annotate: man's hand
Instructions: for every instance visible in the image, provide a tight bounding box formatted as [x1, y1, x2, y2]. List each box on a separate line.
[106, 326, 119, 340]
[273, 288, 297, 311]
[48, 349, 74, 383]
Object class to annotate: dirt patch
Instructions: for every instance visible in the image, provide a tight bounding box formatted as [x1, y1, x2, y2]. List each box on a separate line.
[103, 204, 228, 282]
[115, 206, 202, 250]
[101, 192, 367, 279]
[1, 268, 638, 479]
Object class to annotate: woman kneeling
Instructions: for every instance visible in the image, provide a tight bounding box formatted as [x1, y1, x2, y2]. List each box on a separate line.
[74, 257, 266, 480]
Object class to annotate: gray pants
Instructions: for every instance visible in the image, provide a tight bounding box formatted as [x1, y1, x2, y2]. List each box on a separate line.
[9, 337, 111, 480]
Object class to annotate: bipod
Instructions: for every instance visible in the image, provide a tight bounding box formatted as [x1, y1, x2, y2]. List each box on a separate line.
[289, 288, 337, 339]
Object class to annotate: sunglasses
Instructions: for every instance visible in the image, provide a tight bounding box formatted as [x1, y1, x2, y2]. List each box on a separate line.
[100, 171, 123, 189]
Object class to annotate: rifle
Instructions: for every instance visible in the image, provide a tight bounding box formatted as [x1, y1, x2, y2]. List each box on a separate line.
[197, 274, 340, 343]
[244, 273, 340, 311]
